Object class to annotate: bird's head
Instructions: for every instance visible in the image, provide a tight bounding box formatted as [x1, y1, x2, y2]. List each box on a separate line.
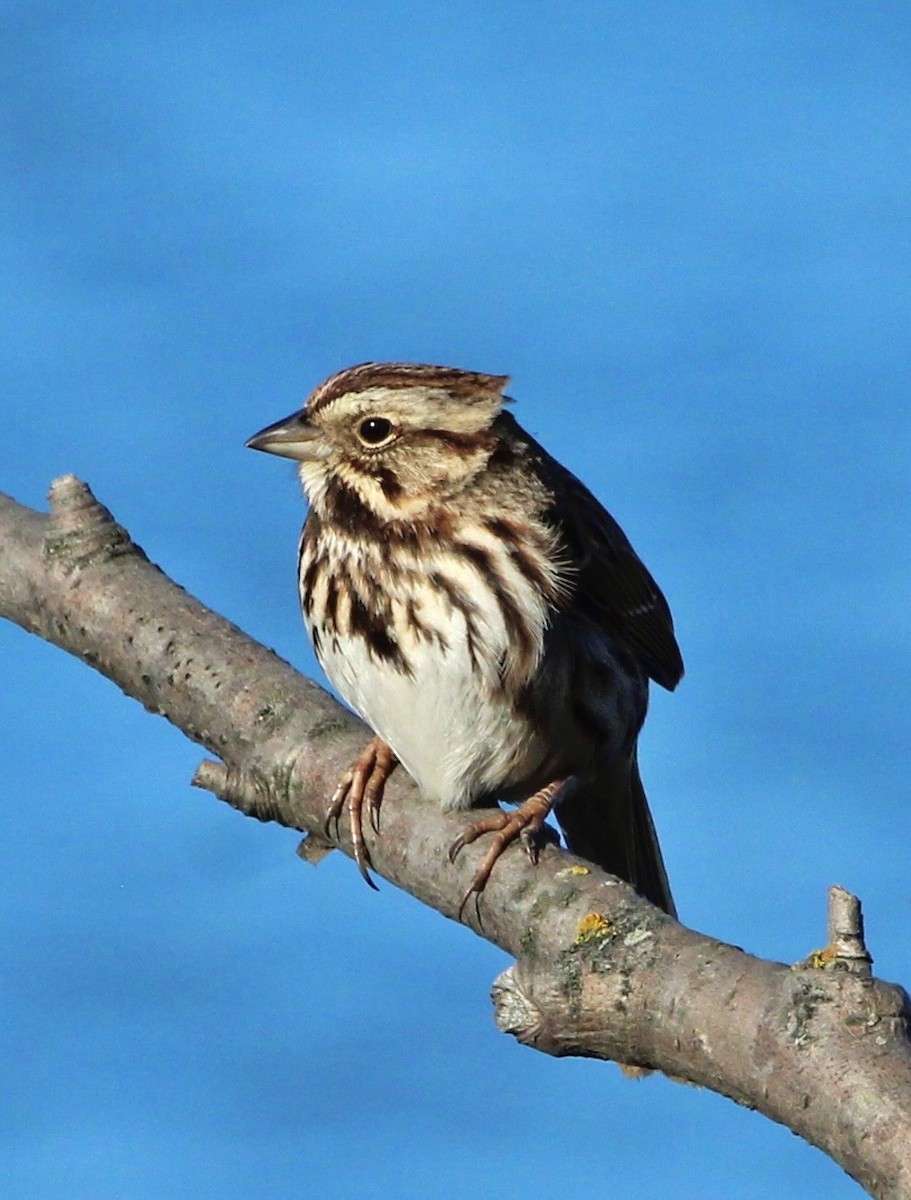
[247, 362, 511, 521]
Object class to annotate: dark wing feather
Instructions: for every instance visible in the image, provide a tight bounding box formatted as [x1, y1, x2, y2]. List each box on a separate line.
[523, 425, 684, 691]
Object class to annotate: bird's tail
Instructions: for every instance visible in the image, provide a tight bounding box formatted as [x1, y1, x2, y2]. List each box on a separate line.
[555, 751, 676, 917]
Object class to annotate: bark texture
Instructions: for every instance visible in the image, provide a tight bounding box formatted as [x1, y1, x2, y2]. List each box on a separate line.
[2, 477, 909, 1198]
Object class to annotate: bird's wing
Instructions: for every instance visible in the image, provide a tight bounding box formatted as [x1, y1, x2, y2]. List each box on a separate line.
[534, 441, 684, 692]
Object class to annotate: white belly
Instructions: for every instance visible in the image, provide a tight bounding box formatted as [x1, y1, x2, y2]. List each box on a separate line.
[309, 590, 548, 810]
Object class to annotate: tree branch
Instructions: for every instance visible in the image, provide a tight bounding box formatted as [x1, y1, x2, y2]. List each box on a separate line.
[2, 477, 909, 1198]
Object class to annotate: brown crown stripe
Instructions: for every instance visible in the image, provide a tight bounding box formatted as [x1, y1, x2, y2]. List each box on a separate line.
[308, 362, 509, 416]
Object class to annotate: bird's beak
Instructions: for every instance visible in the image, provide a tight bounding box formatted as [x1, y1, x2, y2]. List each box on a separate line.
[246, 411, 328, 461]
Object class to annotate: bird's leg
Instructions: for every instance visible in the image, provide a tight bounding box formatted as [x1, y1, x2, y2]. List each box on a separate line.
[449, 777, 570, 919]
[325, 736, 399, 889]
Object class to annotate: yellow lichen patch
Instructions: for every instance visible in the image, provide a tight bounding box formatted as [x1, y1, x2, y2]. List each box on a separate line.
[556, 865, 591, 880]
[574, 912, 612, 945]
[798, 946, 839, 970]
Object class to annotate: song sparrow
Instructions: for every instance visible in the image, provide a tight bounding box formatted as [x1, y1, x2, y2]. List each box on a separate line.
[247, 363, 683, 917]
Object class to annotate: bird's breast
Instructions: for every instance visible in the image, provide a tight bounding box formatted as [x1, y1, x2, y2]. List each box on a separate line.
[300, 533, 554, 807]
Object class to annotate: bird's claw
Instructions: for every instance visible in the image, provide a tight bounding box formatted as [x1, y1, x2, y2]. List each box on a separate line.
[324, 737, 398, 889]
[450, 780, 567, 921]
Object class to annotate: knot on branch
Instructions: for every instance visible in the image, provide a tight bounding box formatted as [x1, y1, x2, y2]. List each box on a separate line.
[193, 756, 335, 867]
[45, 475, 145, 571]
[193, 758, 294, 827]
[492, 964, 543, 1044]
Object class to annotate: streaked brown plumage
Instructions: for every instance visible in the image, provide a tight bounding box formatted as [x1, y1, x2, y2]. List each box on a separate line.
[248, 362, 683, 916]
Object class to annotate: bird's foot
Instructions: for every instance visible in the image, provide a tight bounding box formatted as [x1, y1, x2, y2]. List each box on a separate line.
[325, 737, 399, 889]
[449, 778, 568, 920]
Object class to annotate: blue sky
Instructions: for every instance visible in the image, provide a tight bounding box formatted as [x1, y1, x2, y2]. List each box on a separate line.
[2, 4, 909, 1196]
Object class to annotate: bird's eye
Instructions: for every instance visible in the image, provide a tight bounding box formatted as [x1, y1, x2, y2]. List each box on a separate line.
[357, 417, 394, 446]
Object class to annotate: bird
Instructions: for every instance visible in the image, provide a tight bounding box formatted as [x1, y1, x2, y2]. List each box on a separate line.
[247, 362, 683, 917]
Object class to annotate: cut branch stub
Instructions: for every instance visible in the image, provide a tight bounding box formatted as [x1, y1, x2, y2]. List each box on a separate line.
[827, 884, 873, 977]
[46, 474, 142, 569]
